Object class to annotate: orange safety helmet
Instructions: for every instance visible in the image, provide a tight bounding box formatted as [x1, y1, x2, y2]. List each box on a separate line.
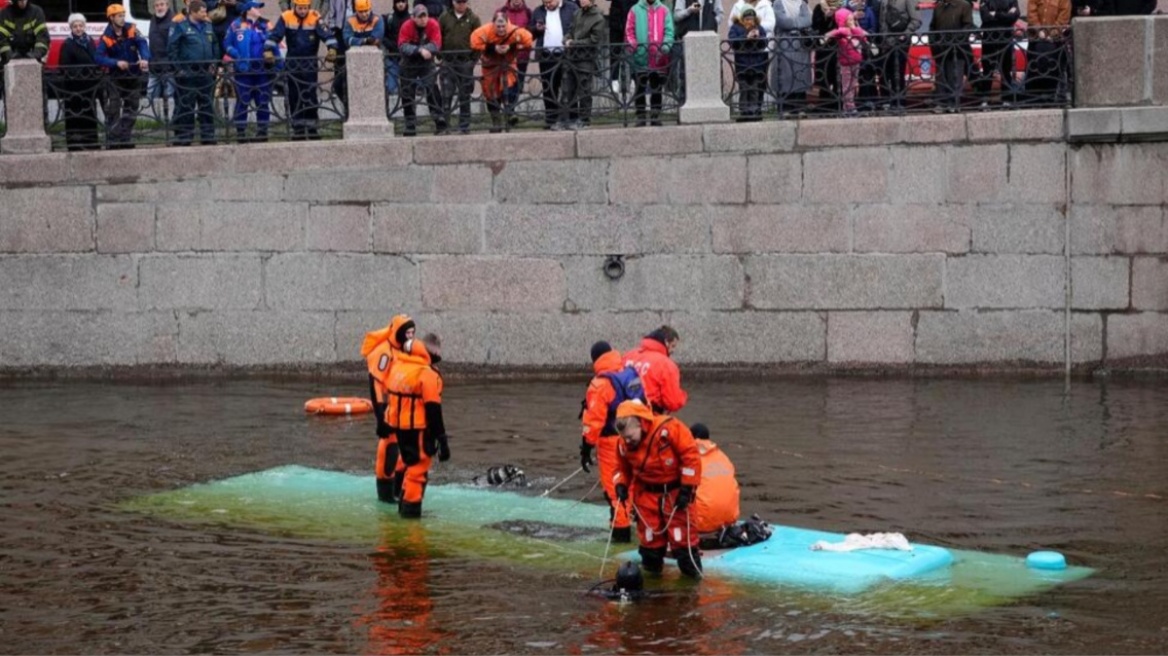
[106, 3, 126, 17]
[292, 0, 312, 6]
[354, 0, 371, 11]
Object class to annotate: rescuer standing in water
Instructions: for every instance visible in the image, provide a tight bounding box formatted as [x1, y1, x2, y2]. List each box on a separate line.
[389, 333, 450, 518]
[362, 314, 416, 504]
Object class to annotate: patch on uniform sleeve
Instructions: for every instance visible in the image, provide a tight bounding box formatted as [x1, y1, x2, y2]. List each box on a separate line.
[681, 467, 695, 477]
[378, 353, 389, 371]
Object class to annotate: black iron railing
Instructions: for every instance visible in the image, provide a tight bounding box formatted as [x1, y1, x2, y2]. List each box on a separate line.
[42, 56, 345, 150]
[721, 26, 1072, 120]
[383, 43, 685, 135]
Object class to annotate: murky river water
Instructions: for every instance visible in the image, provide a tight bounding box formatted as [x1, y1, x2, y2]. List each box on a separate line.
[1, 377, 1166, 654]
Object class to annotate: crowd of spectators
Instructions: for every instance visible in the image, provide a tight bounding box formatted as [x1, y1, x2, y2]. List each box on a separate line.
[0, 0, 1161, 147]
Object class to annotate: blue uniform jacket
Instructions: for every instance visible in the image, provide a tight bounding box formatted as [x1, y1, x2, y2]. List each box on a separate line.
[270, 9, 336, 59]
[225, 16, 280, 73]
[95, 22, 151, 73]
[343, 13, 384, 47]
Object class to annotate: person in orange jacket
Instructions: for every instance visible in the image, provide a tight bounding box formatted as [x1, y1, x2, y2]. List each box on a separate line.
[388, 333, 450, 518]
[612, 399, 703, 578]
[623, 325, 687, 414]
[688, 423, 740, 536]
[469, 10, 533, 132]
[580, 340, 646, 543]
[361, 314, 416, 504]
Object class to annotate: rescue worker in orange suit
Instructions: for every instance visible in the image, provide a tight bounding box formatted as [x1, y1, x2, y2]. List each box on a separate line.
[688, 423, 740, 537]
[612, 399, 703, 577]
[580, 340, 646, 544]
[623, 325, 687, 414]
[361, 314, 415, 504]
[389, 332, 450, 518]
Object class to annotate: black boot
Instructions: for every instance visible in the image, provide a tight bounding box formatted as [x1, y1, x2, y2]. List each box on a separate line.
[611, 526, 632, 543]
[639, 546, 666, 574]
[673, 547, 703, 578]
[393, 471, 405, 501]
[399, 500, 422, 518]
[376, 479, 397, 504]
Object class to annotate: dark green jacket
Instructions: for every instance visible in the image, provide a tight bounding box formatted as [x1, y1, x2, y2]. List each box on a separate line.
[568, 3, 606, 65]
[437, 8, 480, 52]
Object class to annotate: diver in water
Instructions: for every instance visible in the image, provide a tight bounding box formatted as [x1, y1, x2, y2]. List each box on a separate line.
[588, 560, 651, 602]
[473, 464, 528, 487]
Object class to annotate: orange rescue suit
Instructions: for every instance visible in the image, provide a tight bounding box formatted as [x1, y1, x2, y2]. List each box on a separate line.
[692, 440, 740, 534]
[469, 22, 533, 102]
[582, 349, 632, 531]
[362, 314, 414, 490]
[388, 342, 445, 509]
[614, 414, 702, 550]
[624, 337, 687, 414]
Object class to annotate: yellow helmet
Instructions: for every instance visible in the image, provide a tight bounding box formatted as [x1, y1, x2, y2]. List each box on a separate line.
[354, 0, 371, 11]
[106, 3, 126, 17]
[292, 0, 312, 6]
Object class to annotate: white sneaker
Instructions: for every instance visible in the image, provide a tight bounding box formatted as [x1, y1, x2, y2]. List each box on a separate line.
[611, 80, 620, 94]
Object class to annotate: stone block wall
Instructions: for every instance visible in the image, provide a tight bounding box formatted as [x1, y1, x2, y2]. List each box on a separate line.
[1, 110, 1167, 372]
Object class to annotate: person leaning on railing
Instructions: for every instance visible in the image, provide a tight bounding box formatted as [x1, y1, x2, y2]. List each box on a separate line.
[96, 4, 151, 150]
[58, 13, 102, 151]
[398, 4, 447, 136]
[0, 0, 49, 65]
[470, 10, 533, 132]
[169, 0, 221, 145]
[496, 0, 533, 116]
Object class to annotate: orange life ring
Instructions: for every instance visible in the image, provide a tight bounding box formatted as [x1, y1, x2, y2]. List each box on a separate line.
[304, 397, 374, 415]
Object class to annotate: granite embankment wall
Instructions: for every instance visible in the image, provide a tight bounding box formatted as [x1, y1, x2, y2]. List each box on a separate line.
[1, 111, 1166, 372]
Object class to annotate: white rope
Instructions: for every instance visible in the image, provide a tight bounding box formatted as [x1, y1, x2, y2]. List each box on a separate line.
[540, 467, 583, 498]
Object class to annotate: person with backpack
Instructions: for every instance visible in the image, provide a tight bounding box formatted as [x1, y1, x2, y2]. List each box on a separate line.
[580, 341, 647, 544]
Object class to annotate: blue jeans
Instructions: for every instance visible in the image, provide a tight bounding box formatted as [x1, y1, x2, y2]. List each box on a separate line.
[385, 56, 400, 95]
[147, 73, 175, 101]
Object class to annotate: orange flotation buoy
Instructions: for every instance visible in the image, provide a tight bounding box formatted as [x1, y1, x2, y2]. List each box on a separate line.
[304, 397, 374, 415]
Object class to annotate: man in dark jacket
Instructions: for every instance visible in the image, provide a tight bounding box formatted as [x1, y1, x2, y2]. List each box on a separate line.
[973, 0, 1017, 105]
[148, 0, 177, 108]
[270, 0, 337, 139]
[168, 0, 220, 144]
[0, 0, 49, 64]
[879, 0, 920, 109]
[96, 4, 152, 148]
[606, 0, 634, 90]
[438, 0, 480, 133]
[530, 0, 576, 128]
[927, 0, 973, 110]
[562, 0, 603, 129]
[384, 0, 411, 96]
